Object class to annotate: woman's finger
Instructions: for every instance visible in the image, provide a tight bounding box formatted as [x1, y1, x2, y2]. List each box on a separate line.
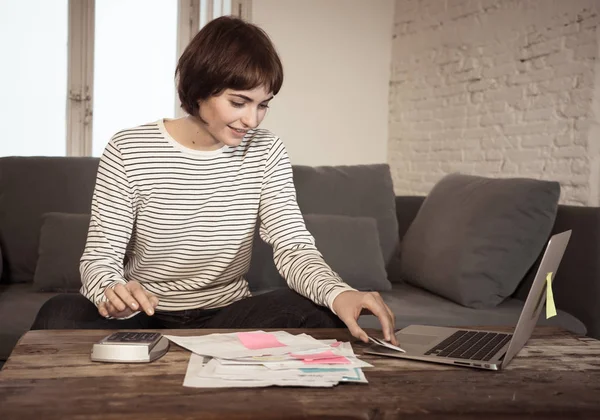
[374, 293, 396, 332]
[128, 283, 155, 315]
[106, 301, 132, 318]
[337, 312, 369, 343]
[113, 283, 140, 312]
[372, 293, 397, 342]
[364, 295, 395, 344]
[106, 301, 119, 316]
[105, 287, 127, 312]
[98, 302, 109, 317]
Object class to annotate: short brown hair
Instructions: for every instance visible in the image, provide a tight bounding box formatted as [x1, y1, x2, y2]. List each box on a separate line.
[176, 16, 283, 117]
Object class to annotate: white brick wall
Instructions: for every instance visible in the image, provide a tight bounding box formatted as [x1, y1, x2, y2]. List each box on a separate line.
[389, 0, 600, 205]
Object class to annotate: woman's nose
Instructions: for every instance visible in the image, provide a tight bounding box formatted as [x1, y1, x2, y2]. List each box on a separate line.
[241, 108, 259, 128]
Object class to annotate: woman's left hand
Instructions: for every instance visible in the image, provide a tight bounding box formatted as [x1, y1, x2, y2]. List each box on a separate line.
[332, 290, 397, 345]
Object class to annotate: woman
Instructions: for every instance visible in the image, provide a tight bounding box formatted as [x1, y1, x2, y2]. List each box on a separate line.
[32, 16, 397, 345]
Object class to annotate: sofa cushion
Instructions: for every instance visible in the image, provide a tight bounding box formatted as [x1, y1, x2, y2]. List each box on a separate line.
[246, 214, 391, 292]
[0, 157, 99, 284]
[33, 212, 90, 292]
[357, 283, 586, 336]
[400, 173, 560, 308]
[292, 164, 399, 269]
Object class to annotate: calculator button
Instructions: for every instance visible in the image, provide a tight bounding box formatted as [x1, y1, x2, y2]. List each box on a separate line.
[105, 332, 160, 343]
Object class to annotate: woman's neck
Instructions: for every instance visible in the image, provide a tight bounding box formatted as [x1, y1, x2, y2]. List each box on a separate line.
[165, 116, 222, 151]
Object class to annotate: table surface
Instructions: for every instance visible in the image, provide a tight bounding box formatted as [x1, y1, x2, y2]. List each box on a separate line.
[1, 326, 599, 419]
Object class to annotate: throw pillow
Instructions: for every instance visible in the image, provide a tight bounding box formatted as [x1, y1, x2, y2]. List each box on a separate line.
[399, 173, 560, 308]
[0, 156, 99, 284]
[246, 214, 391, 292]
[33, 212, 91, 292]
[292, 164, 399, 269]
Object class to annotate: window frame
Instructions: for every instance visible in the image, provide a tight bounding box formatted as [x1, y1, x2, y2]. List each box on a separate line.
[66, 0, 95, 156]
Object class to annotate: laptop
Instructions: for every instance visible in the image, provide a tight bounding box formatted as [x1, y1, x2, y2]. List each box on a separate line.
[365, 230, 572, 371]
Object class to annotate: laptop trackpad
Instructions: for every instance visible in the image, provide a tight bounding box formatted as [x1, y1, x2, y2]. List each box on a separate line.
[397, 333, 438, 346]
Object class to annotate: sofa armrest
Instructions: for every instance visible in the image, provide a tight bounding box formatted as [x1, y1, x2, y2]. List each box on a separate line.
[514, 204, 600, 339]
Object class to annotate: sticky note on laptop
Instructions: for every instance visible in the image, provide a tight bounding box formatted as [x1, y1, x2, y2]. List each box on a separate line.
[237, 332, 287, 350]
[546, 272, 557, 319]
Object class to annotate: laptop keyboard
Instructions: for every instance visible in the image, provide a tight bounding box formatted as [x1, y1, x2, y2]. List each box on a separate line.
[424, 330, 512, 361]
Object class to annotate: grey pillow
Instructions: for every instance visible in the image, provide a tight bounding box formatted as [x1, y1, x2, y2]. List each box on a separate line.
[0, 157, 99, 284]
[292, 164, 399, 270]
[33, 212, 91, 292]
[400, 173, 560, 308]
[246, 214, 391, 292]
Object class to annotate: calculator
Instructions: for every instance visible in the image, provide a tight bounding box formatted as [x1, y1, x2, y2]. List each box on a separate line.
[103, 332, 162, 345]
[91, 331, 169, 363]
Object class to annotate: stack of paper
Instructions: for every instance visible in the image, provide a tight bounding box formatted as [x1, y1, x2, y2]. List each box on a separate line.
[164, 331, 373, 388]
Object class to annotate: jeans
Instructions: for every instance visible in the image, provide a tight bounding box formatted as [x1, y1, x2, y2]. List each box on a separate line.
[30, 289, 346, 330]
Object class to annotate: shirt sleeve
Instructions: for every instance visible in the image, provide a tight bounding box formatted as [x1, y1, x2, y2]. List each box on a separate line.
[258, 137, 356, 312]
[80, 139, 134, 308]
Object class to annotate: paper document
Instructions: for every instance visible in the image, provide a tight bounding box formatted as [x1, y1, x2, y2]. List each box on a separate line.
[164, 330, 327, 359]
[168, 332, 371, 388]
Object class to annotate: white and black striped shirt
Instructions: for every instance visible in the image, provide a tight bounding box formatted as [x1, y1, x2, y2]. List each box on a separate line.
[80, 119, 355, 314]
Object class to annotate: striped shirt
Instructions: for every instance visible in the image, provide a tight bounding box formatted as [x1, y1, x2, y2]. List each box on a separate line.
[80, 119, 355, 315]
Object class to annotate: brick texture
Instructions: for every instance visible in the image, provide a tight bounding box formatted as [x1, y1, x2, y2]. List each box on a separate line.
[389, 0, 600, 205]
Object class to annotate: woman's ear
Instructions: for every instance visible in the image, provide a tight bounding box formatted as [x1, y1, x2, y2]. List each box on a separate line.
[196, 100, 208, 125]
[196, 99, 204, 117]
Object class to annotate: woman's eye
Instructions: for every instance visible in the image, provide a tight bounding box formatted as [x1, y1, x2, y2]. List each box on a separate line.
[259, 104, 270, 109]
[230, 101, 244, 108]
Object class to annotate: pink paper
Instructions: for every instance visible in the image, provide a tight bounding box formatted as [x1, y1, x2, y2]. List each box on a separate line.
[330, 341, 341, 348]
[291, 350, 341, 361]
[237, 332, 287, 350]
[302, 356, 351, 365]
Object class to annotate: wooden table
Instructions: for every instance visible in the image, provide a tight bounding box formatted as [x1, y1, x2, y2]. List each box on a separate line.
[1, 327, 599, 419]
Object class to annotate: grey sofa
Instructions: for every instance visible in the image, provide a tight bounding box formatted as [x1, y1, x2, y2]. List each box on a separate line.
[1, 157, 598, 364]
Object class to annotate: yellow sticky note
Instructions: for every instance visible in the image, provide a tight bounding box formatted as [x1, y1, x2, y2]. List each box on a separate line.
[546, 272, 557, 319]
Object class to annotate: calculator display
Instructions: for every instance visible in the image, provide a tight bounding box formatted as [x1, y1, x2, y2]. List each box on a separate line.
[103, 332, 161, 344]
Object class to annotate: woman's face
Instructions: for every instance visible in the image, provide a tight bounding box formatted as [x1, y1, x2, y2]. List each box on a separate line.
[197, 85, 273, 147]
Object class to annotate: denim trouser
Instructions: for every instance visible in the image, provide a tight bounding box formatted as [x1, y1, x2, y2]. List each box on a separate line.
[30, 288, 345, 330]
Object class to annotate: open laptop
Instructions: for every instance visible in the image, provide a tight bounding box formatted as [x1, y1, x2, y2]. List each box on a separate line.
[365, 230, 572, 371]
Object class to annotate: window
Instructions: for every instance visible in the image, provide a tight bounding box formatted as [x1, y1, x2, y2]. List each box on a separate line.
[92, 0, 178, 156]
[0, 0, 69, 156]
[200, 0, 232, 28]
[0, 0, 250, 158]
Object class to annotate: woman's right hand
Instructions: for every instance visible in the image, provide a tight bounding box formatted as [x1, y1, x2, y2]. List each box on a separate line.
[98, 281, 159, 318]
